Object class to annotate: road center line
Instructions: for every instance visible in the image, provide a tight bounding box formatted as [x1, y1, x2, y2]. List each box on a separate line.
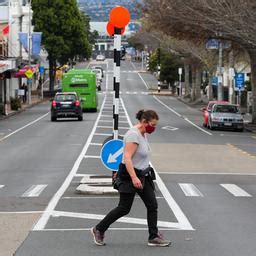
[0, 112, 49, 142]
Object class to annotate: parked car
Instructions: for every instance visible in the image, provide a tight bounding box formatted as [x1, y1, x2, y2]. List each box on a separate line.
[201, 100, 229, 127]
[51, 92, 83, 121]
[96, 54, 105, 61]
[207, 103, 244, 131]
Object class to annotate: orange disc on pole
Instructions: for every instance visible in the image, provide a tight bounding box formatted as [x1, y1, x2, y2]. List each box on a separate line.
[109, 6, 130, 28]
[106, 22, 125, 36]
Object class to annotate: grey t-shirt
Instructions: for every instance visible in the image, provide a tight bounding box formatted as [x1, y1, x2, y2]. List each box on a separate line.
[122, 127, 151, 170]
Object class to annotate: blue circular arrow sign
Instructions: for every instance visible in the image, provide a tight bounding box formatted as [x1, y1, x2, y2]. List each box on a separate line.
[101, 139, 124, 171]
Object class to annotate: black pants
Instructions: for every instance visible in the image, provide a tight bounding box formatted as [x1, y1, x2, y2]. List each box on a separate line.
[96, 177, 158, 240]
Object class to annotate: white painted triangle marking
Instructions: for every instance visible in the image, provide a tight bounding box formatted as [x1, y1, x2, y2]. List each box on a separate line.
[52, 210, 185, 230]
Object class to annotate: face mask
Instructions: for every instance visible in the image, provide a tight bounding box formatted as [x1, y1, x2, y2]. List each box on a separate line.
[145, 124, 156, 134]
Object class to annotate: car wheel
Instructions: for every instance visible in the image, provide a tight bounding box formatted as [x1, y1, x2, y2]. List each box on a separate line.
[237, 128, 244, 132]
[51, 116, 56, 122]
[78, 115, 83, 121]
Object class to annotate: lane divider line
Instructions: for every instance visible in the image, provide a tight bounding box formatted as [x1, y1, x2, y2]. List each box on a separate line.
[220, 184, 252, 197]
[0, 112, 49, 142]
[33, 96, 107, 231]
[21, 185, 48, 198]
[179, 183, 204, 197]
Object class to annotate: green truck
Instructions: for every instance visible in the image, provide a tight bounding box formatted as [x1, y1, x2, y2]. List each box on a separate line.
[62, 69, 98, 111]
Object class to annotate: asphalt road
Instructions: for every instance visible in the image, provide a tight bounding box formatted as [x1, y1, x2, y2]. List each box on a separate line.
[1, 60, 256, 256]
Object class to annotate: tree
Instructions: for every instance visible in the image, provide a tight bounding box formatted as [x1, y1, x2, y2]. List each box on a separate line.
[32, 0, 91, 91]
[142, 0, 256, 122]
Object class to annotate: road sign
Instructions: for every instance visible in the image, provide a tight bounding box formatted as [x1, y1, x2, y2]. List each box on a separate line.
[25, 69, 33, 79]
[101, 139, 124, 171]
[235, 73, 245, 91]
[212, 76, 218, 86]
[39, 66, 45, 76]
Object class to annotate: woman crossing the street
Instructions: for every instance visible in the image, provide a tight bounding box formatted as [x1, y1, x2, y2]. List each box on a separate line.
[91, 109, 171, 247]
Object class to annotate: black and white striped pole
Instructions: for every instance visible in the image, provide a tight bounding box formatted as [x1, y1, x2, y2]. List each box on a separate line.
[146, 52, 150, 71]
[106, 6, 130, 140]
[157, 48, 161, 93]
[113, 28, 122, 140]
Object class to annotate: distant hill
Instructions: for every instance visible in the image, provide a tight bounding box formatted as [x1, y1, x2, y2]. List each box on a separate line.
[77, 0, 142, 22]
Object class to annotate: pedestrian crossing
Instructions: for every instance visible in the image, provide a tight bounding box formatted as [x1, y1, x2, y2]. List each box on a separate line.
[0, 182, 254, 198]
[98, 91, 150, 95]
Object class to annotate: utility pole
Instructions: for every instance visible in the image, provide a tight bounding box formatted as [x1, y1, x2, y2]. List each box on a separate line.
[217, 40, 223, 101]
[28, 0, 32, 104]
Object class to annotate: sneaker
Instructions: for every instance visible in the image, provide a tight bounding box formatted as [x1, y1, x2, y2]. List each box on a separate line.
[90, 227, 106, 246]
[148, 233, 171, 247]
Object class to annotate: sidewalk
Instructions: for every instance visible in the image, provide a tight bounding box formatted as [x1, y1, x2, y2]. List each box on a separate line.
[0, 95, 47, 121]
[177, 96, 256, 133]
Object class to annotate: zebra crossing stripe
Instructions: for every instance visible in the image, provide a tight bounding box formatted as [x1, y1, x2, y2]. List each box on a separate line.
[220, 184, 252, 197]
[179, 183, 204, 197]
[21, 185, 48, 197]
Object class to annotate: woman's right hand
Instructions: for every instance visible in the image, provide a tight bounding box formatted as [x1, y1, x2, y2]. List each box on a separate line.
[132, 176, 143, 189]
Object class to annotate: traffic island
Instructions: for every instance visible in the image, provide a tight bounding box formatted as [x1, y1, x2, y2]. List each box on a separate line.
[76, 174, 118, 195]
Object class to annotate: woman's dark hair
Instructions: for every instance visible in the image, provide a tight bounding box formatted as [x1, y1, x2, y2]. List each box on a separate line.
[136, 109, 159, 122]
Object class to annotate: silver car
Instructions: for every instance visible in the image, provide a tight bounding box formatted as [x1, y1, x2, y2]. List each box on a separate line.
[208, 104, 244, 131]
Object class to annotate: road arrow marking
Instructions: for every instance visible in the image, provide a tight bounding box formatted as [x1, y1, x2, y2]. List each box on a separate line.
[162, 126, 179, 131]
[107, 147, 124, 163]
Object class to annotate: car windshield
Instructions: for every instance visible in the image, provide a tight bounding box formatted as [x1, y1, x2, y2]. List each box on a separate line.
[213, 105, 239, 113]
[55, 94, 76, 101]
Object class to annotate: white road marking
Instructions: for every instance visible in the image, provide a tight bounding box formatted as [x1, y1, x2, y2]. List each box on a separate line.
[40, 228, 177, 231]
[0, 211, 43, 214]
[90, 143, 102, 146]
[220, 184, 252, 197]
[33, 96, 107, 230]
[153, 96, 212, 136]
[61, 196, 164, 199]
[97, 125, 129, 129]
[0, 112, 49, 142]
[84, 155, 101, 159]
[52, 210, 181, 229]
[94, 133, 112, 136]
[0, 185, 5, 189]
[137, 72, 149, 89]
[179, 183, 204, 197]
[121, 98, 194, 230]
[158, 172, 256, 176]
[99, 120, 127, 123]
[21, 185, 47, 197]
[162, 126, 179, 131]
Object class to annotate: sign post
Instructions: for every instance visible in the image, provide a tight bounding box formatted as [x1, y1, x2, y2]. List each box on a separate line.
[178, 68, 182, 96]
[235, 73, 245, 106]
